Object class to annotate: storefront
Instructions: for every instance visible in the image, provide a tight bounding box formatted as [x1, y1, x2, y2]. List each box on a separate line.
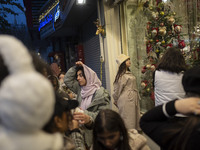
[38, 0, 107, 87]
[102, 0, 200, 111]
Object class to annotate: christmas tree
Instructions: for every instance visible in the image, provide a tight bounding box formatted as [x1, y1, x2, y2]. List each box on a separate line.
[188, 24, 200, 66]
[140, 1, 186, 103]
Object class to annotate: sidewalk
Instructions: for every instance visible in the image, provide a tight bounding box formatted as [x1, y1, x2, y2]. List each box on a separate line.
[143, 133, 160, 150]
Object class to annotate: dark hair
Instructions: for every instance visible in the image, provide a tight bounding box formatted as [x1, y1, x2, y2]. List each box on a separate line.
[30, 51, 53, 77]
[0, 54, 9, 85]
[114, 60, 130, 83]
[76, 65, 86, 80]
[43, 93, 72, 133]
[48, 75, 60, 91]
[163, 116, 200, 150]
[156, 48, 187, 73]
[93, 109, 131, 150]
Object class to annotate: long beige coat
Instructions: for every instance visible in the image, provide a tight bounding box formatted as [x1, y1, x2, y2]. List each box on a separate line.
[113, 71, 141, 130]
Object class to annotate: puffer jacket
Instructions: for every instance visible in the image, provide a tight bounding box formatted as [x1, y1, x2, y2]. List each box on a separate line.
[64, 66, 111, 147]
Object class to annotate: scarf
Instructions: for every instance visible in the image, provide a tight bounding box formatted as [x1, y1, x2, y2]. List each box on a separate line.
[80, 64, 101, 110]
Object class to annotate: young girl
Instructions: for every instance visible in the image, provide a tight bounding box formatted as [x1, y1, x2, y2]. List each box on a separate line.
[92, 109, 150, 150]
[113, 54, 140, 130]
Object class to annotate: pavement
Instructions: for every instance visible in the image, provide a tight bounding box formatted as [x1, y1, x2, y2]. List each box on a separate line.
[143, 133, 160, 150]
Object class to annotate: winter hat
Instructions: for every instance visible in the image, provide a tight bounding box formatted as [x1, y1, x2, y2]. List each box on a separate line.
[0, 35, 55, 132]
[116, 54, 130, 66]
[182, 66, 200, 95]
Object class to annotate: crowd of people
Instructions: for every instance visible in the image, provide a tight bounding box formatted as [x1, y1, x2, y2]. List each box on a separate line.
[1, 35, 200, 150]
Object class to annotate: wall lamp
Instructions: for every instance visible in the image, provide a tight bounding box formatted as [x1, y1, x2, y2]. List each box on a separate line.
[76, 0, 86, 5]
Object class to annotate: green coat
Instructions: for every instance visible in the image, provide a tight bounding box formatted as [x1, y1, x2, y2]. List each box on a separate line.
[64, 66, 111, 147]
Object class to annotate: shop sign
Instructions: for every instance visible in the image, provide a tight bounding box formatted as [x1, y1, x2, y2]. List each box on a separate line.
[54, 4, 60, 22]
[38, 14, 53, 31]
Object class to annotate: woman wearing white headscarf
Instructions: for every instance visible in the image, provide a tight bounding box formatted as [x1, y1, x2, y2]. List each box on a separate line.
[64, 61, 110, 148]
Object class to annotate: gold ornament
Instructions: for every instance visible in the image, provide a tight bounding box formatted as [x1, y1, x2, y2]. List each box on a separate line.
[167, 17, 175, 25]
[141, 82, 146, 88]
[160, 11, 164, 16]
[152, 29, 157, 37]
[146, 64, 151, 69]
[161, 40, 165, 44]
[150, 39, 154, 43]
[151, 65, 156, 71]
[152, 12, 158, 20]
[155, 49, 160, 53]
[175, 25, 182, 33]
[146, 88, 150, 92]
[172, 12, 176, 16]
[159, 26, 166, 36]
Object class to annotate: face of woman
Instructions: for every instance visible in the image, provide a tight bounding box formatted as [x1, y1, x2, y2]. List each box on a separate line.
[125, 59, 131, 68]
[97, 130, 121, 149]
[77, 70, 87, 86]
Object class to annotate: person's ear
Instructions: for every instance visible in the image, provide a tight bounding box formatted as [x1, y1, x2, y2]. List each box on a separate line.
[54, 116, 63, 128]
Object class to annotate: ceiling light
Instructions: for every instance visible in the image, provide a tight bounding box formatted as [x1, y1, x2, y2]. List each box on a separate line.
[76, 0, 86, 5]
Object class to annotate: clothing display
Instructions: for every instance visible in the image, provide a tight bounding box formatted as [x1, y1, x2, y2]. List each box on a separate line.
[113, 71, 141, 130]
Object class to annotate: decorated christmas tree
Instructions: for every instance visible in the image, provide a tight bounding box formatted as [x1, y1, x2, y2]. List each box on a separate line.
[188, 24, 200, 66]
[140, 1, 186, 103]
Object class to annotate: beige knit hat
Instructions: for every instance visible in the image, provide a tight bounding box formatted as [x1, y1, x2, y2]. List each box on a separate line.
[0, 35, 55, 132]
[116, 54, 130, 66]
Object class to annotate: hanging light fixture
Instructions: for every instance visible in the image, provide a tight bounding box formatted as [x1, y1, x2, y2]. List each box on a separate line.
[76, 0, 86, 5]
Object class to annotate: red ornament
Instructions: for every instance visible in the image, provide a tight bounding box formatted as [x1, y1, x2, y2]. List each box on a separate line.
[150, 91, 155, 101]
[174, 24, 182, 34]
[178, 40, 185, 49]
[146, 44, 152, 53]
[141, 66, 146, 74]
[166, 43, 173, 49]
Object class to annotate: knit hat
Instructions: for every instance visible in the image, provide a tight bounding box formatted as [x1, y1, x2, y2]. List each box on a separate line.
[182, 66, 200, 95]
[0, 35, 55, 132]
[116, 54, 130, 66]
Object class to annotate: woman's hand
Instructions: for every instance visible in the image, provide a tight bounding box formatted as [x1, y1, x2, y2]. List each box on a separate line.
[73, 112, 91, 124]
[175, 97, 200, 115]
[76, 61, 83, 66]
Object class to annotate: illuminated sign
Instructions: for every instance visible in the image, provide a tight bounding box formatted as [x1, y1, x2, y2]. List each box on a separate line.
[54, 5, 60, 22]
[38, 14, 53, 31]
[38, 3, 60, 32]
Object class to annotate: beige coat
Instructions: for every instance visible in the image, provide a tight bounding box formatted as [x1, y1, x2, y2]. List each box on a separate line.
[113, 71, 141, 130]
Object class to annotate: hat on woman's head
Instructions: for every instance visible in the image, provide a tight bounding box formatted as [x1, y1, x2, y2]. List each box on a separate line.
[182, 66, 200, 95]
[116, 54, 130, 66]
[0, 35, 55, 132]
